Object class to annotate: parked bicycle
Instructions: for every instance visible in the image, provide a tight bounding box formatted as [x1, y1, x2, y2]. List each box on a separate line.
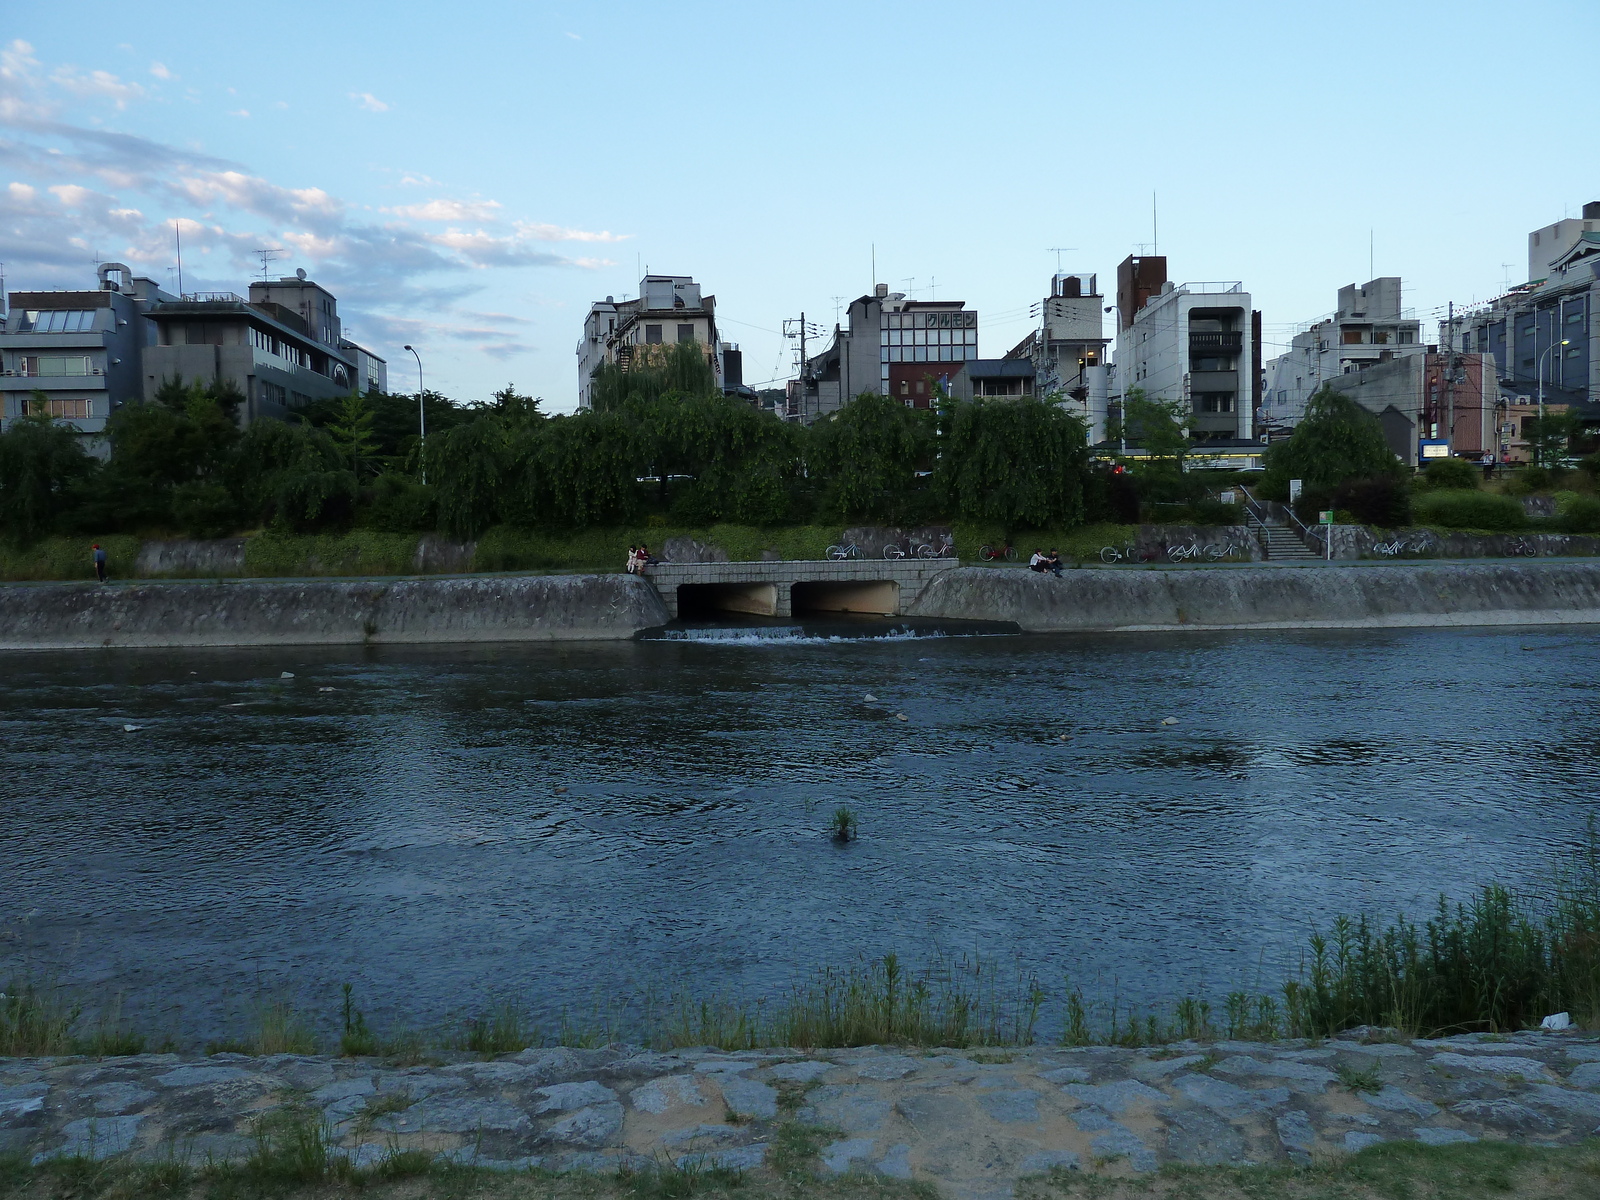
[826, 542, 862, 561]
[882, 543, 906, 560]
[1167, 541, 1203, 562]
[979, 543, 1017, 562]
[917, 534, 956, 559]
[1100, 542, 1155, 564]
[1205, 541, 1248, 561]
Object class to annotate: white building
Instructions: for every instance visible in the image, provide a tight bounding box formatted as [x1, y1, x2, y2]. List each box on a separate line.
[1006, 272, 1112, 439]
[1263, 277, 1424, 429]
[1115, 268, 1259, 444]
[577, 275, 722, 408]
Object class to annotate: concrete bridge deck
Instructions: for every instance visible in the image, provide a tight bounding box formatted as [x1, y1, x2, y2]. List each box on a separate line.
[643, 558, 958, 619]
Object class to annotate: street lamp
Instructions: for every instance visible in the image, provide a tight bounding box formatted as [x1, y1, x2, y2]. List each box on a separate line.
[1104, 305, 1126, 454]
[1536, 337, 1572, 466]
[403, 344, 425, 482]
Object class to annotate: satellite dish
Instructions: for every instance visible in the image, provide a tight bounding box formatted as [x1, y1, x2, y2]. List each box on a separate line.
[295, 267, 307, 281]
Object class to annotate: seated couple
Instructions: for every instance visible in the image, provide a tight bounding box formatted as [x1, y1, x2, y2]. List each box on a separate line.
[625, 544, 657, 574]
[1028, 549, 1063, 577]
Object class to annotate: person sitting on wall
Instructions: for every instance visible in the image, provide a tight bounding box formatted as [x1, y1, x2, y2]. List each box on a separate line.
[625, 545, 639, 574]
[639, 544, 658, 567]
[1028, 549, 1048, 573]
[1045, 549, 1064, 577]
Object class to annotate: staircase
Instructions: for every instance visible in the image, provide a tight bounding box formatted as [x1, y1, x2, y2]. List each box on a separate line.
[1239, 487, 1324, 562]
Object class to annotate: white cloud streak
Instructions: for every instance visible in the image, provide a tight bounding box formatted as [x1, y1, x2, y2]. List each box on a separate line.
[349, 91, 389, 113]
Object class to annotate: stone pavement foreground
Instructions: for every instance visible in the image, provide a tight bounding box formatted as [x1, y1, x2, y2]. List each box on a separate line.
[5, 1027, 1600, 1197]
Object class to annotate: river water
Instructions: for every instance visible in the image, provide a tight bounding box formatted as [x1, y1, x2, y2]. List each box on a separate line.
[3, 624, 1598, 1044]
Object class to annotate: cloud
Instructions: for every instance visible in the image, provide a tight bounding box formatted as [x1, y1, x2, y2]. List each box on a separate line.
[1, 43, 604, 398]
[385, 197, 502, 222]
[565, 32, 582, 40]
[51, 65, 145, 109]
[150, 62, 174, 80]
[227, 109, 249, 118]
[349, 92, 389, 113]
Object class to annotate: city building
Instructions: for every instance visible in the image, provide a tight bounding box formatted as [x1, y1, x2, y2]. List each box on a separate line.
[1005, 271, 1112, 438]
[1314, 349, 1495, 466]
[1440, 201, 1599, 455]
[577, 274, 723, 408]
[944, 359, 1035, 402]
[788, 284, 979, 420]
[1262, 278, 1425, 428]
[1111, 256, 1261, 443]
[139, 272, 362, 422]
[0, 263, 176, 441]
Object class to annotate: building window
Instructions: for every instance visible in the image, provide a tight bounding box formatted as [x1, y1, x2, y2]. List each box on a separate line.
[1198, 394, 1234, 413]
[24, 397, 91, 419]
[1341, 330, 1364, 344]
[18, 355, 91, 377]
[1400, 331, 1415, 345]
[1569, 347, 1582, 359]
[17, 310, 97, 333]
[1569, 310, 1585, 325]
[1374, 330, 1390, 345]
[645, 324, 663, 344]
[676, 324, 694, 344]
[899, 380, 909, 396]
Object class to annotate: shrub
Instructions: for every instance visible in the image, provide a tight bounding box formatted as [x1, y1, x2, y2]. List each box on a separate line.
[1558, 494, 1600, 534]
[1334, 475, 1411, 527]
[1421, 457, 1480, 491]
[1412, 490, 1527, 531]
[1190, 498, 1243, 525]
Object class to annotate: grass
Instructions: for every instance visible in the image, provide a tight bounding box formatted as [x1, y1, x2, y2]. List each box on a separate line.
[1019, 1140, 1600, 1199]
[829, 807, 858, 843]
[204, 1001, 317, 1056]
[0, 982, 145, 1057]
[1334, 1062, 1383, 1094]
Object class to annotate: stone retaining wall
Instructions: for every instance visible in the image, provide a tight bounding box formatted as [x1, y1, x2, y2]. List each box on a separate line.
[910, 560, 1600, 633]
[0, 574, 668, 650]
[5, 1031, 1600, 1189]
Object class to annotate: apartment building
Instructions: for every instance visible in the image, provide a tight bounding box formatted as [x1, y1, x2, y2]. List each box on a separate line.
[1112, 256, 1261, 442]
[0, 263, 175, 440]
[1006, 271, 1112, 438]
[577, 274, 722, 408]
[1263, 277, 1425, 428]
[789, 283, 980, 420]
[140, 272, 362, 422]
[1441, 201, 1599, 440]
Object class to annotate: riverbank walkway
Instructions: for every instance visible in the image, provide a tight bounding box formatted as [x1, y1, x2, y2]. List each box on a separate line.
[7, 1029, 1600, 1194]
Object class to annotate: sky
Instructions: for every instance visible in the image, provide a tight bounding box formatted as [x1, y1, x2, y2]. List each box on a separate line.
[3, 0, 1597, 413]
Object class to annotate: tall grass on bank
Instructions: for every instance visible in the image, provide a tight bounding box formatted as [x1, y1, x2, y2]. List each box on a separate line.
[0, 982, 145, 1057]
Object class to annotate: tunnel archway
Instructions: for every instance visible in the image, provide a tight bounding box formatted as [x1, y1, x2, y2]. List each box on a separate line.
[790, 580, 898, 617]
[676, 582, 779, 619]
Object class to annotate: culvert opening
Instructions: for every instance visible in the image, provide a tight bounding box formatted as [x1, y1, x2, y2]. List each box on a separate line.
[791, 580, 898, 617]
[676, 582, 779, 619]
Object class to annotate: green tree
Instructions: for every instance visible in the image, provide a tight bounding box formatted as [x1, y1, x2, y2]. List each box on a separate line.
[587, 342, 717, 413]
[1261, 384, 1399, 498]
[232, 419, 356, 532]
[324, 392, 381, 478]
[936, 397, 1091, 530]
[807, 392, 935, 522]
[1522, 410, 1579, 469]
[100, 377, 245, 527]
[424, 415, 509, 539]
[0, 406, 96, 543]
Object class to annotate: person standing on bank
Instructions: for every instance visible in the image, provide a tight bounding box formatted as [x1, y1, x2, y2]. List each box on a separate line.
[92, 543, 108, 583]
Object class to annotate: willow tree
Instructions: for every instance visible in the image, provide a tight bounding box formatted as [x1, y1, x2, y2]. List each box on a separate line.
[807, 392, 935, 523]
[936, 397, 1091, 530]
[0, 406, 96, 543]
[1262, 384, 1399, 496]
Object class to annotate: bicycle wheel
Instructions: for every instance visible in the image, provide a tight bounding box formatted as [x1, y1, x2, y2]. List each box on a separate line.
[1099, 547, 1120, 564]
[1004, 546, 1018, 562]
[826, 545, 847, 561]
[883, 545, 905, 560]
[980, 545, 997, 561]
[915, 544, 936, 559]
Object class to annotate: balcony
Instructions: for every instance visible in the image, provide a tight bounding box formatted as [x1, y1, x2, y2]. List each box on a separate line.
[1189, 331, 1243, 354]
[1188, 370, 1238, 393]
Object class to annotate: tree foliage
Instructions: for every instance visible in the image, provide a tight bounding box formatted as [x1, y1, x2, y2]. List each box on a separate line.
[936, 397, 1089, 530]
[808, 392, 934, 522]
[0, 406, 95, 543]
[1262, 384, 1399, 496]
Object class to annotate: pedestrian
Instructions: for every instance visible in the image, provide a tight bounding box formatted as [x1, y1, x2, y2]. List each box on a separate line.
[92, 543, 108, 583]
[1482, 453, 1495, 483]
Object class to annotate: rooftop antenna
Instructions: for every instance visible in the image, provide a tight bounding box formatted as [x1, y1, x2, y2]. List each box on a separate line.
[871, 244, 876, 289]
[1152, 192, 1157, 256]
[902, 276, 915, 297]
[1500, 262, 1513, 291]
[1048, 247, 1078, 273]
[831, 294, 845, 325]
[927, 275, 938, 300]
[253, 247, 287, 282]
[174, 221, 184, 295]
[1369, 228, 1374, 282]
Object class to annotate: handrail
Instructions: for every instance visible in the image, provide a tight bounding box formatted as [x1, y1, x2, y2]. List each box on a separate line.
[1238, 484, 1317, 549]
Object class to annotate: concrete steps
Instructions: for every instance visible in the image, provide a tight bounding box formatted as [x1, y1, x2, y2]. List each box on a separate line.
[1259, 524, 1323, 561]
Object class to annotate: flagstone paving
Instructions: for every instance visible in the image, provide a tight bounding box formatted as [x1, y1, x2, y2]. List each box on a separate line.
[5, 1027, 1600, 1197]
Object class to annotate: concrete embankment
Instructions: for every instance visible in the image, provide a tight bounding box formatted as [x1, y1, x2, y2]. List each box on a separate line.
[910, 561, 1600, 633]
[0, 574, 669, 650]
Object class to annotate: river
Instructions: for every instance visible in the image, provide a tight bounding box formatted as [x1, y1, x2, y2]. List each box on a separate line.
[2, 624, 1596, 1044]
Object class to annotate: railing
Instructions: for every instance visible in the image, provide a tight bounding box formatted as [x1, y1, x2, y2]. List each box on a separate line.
[1179, 281, 1244, 294]
[1188, 331, 1244, 353]
[179, 292, 244, 304]
[1238, 484, 1318, 553]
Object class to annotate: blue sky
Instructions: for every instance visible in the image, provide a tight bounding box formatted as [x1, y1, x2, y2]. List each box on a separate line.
[3, 0, 1596, 411]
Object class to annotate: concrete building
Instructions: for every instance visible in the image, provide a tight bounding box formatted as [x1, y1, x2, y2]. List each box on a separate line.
[140, 273, 361, 423]
[577, 274, 723, 408]
[1005, 271, 1112, 437]
[1, 263, 177, 440]
[1263, 278, 1425, 427]
[1112, 256, 1261, 442]
[1440, 201, 1600, 454]
[788, 284, 979, 420]
[1314, 350, 1495, 466]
